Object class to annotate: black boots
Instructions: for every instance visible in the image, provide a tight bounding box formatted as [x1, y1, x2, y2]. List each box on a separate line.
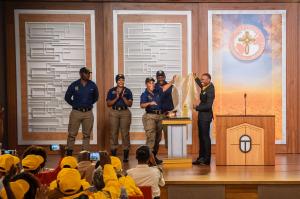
[111, 149, 117, 156]
[123, 149, 129, 163]
[66, 149, 73, 156]
[153, 151, 163, 165]
[111, 149, 129, 163]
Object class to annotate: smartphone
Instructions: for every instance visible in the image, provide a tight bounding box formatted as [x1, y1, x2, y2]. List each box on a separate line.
[49, 144, 60, 151]
[2, 150, 16, 155]
[90, 152, 100, 161]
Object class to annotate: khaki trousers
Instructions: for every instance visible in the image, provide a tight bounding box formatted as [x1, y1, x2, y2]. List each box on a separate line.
[109, 109, 131, 150]
[67, 109, 94, 151]
[142, 113, 163, 153]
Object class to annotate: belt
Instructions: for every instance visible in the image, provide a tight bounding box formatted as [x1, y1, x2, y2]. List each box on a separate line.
[146, 110, 162, 115]
[112, 106, 128, 111]
[73, 107, 92, 112]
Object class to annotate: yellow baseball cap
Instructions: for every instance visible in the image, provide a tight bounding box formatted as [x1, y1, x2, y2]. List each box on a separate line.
[0, 154, 15, 173]
[110, 156, 122, 172]
[60, 156, 78, 169]
[12, 155, 20, 166]
[0, 179, 30, 199]
[57, 168, 82, 195]
[22, 154, 44, 171]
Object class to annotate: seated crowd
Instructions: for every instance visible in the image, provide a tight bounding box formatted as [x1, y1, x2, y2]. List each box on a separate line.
[0, 145, 164, 199]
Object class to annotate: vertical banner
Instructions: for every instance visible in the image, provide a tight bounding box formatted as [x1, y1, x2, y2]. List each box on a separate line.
[208, 10, 286, 144]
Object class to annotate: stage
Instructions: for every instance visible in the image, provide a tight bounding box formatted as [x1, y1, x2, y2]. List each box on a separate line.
[47, 154, 300, 199]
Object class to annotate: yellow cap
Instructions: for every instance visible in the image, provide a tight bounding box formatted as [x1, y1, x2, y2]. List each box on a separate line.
[12, 156, 20, 166]
[0, 179, 30, 199]
[0, 154, 15, 173]
[57, 168, 82, 195]
[22, 155, 44, 171]
[50, 178, 90, 191]
[110, 156, 122, 172]
[60, 156, 78, 169]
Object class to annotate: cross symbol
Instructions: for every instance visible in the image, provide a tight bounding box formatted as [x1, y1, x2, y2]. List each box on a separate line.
[238, 31, 256, 55]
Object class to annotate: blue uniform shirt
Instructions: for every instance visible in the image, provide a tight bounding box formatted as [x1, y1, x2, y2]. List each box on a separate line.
[65, 79, 99, 109]
[106, 87, 133, 107]
[140, 88, 162, 112]
[155, 82, 174, 113]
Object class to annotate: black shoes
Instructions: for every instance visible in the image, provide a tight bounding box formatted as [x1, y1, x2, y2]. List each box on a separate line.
[152, 151, 163, 165]
[123, 149, 129, 163]
[66, 149, 73, 156]
[192, 157, 210, 165]
[154, 156, 163, 165]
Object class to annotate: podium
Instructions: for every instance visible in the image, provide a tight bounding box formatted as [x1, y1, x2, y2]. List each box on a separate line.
[216, 115, 275, 165]
[161, 118, 192, 164]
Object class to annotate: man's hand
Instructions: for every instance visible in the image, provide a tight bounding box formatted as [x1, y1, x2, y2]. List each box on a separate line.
[193, 73, 197, 79]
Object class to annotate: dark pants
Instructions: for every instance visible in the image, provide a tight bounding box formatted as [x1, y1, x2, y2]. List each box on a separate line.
[198, 120, 211, 162]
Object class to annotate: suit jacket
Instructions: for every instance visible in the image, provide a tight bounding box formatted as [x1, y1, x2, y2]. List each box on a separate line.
[195, 77, 215, 122]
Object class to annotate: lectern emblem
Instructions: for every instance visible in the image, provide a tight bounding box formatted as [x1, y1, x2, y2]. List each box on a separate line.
[230, 24, 265, 61]
[239, 135, 252, 153]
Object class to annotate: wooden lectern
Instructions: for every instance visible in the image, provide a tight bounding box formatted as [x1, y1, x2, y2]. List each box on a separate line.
[216, 115, 275, 166]
[162, 118, 192, 164]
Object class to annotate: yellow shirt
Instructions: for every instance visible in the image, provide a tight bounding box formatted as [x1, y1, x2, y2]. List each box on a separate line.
[119, 175, 143, 196]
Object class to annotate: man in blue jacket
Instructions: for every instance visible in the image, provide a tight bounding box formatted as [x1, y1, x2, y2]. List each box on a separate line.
[65, 67, 99, 155]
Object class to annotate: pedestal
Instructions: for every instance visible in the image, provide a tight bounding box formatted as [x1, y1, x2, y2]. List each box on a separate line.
[162, 118, 192, 164]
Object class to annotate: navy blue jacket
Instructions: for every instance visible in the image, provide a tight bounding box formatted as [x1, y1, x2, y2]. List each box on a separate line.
[65, 79, 99, 109]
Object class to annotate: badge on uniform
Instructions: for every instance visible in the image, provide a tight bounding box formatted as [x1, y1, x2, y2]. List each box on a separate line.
[75, 86, 79, 91]
[148, 95, 153, 100]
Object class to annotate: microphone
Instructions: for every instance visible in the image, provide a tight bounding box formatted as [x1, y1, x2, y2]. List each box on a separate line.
[244, 93, 247, 116]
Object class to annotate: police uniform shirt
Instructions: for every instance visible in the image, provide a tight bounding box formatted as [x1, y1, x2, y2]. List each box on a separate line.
[140, 88, 162, 113]
[155, 82, 174, 113]
[106, 87, 133, 108]
[65, 79, 99, 109]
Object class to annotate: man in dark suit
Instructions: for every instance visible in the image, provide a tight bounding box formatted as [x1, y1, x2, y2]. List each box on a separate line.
[192, 73, 215, 165]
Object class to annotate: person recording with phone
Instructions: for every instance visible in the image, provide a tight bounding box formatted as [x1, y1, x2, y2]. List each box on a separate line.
[192, 73, 215, 166]
[106, 74, 133, 163]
